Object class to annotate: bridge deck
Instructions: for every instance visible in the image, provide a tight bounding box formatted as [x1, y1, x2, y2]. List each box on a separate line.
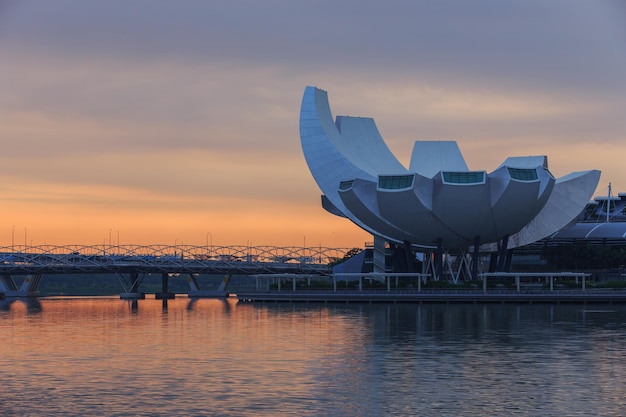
[0, 244, 349, 297]
[0, 244, 346, 275]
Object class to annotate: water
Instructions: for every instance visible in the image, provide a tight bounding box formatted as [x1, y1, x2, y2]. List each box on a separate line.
[2, 298, 626, 416]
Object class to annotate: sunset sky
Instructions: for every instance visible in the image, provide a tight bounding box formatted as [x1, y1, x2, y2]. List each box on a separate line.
[0, 1, 625, 248]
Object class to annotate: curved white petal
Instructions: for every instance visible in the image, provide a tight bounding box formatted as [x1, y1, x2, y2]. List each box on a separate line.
[300, 86, 602, 250]
[487, 169, 602, 250]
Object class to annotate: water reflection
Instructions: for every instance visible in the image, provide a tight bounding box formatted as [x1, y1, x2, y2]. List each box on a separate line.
[1, 299, 626, 416]
[0, 297, 42, 313]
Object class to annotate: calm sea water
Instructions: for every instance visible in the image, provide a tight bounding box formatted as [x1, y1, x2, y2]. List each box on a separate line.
[2, 297, 626, 416]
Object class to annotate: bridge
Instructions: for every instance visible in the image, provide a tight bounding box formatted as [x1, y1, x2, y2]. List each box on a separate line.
[0, 244, 353, 298]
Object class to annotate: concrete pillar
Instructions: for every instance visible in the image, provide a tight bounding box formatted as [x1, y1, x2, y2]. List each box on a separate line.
[156, 272, 175, 299]
[488, 253, 498, 273]
[435, 238, 443, 280]
[497, 235, 509, 272]
[373, 235, 386, 274]
[504, 249, 514, 272]
[121, 271, 145, 299]
[471, 236, 481, 281]
[403, 240, 415, 273]
[129, 272, 140, 293]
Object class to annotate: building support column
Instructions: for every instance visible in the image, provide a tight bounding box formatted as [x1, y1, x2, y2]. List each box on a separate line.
[471, 236, 481, 281]
[504, 249, 514, 272]
[373, 235, 386, 274]
[403, 240, 415, 273]
[434, 238, 443, 281]
[496, 235, 509, 272]
[488, 253, 498, 273]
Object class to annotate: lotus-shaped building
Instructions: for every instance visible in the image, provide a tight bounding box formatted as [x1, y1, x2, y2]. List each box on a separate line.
[299, 86, 601, 255]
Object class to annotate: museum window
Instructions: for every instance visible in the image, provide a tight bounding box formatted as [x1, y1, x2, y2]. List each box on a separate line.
[508, 168, 539, 181]
[339, 180, 354, 190]
[378, 175, 414, 189]
[442, 171, 485, 184]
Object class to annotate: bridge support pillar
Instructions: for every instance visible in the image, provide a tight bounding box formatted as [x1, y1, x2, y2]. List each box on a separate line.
[1, 274, 42, 297]
[187, 273, 230, 298]
[120, 292, 145, 299]
[120, 271, 145, 299]
[156, 273, 175, 299]
[1, 274, 19, 292]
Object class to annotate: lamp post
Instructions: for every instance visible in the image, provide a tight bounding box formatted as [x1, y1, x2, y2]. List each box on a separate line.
[12, 225, 15, 250]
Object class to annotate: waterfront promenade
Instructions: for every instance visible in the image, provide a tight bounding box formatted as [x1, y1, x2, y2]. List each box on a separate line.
[236, 289, 626, 304]
[2, 244, 624, 304]
[238, 271, 623, 304]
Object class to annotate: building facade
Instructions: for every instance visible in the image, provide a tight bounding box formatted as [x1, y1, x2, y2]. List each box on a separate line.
[299, 86, 601, 276]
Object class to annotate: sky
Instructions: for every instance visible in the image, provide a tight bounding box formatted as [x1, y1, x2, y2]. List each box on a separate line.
[0, 0, 625, 248]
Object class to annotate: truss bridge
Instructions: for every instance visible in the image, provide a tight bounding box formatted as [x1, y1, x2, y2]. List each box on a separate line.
[0, 244, 351, 298]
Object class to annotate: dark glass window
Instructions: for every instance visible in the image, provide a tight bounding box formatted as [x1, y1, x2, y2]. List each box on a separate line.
[442, 171, 485, 184]
[339, 180, 354, 190]
[378, 175, 414, 189]
[508, 168, 538, 181]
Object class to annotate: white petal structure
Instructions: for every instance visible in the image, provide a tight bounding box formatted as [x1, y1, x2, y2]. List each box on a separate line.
[299, 86, 601, 249]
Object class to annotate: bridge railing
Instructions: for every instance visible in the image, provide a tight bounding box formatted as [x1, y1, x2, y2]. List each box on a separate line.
[0, 244, 354, 274]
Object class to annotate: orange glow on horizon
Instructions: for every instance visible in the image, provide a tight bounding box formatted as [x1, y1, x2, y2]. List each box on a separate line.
[1, 195, 371, 249]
